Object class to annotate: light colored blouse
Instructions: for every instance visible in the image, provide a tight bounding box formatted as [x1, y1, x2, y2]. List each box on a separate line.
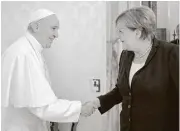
[129, 62, 145, 88]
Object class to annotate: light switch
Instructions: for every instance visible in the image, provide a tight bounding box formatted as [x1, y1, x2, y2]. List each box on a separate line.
[92, 79, 100, 92]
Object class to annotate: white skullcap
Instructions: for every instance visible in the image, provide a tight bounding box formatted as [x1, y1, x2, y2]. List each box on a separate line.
[29, 9, 55, 24]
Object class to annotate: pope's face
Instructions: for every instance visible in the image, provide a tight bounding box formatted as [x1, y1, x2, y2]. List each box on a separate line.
[37, 14, 59, 48]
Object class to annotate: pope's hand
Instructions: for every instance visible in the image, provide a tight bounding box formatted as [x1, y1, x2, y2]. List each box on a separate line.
[80, 98, 100, 117]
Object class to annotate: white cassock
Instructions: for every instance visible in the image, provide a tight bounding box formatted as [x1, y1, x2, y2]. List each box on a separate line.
[1, 32, 82, 131]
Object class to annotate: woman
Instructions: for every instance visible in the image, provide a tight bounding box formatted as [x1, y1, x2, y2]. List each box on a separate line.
[94, 6, 178, 131]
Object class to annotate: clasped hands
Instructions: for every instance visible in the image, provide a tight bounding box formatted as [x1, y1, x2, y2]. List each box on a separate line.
[80, 98, 100, 117]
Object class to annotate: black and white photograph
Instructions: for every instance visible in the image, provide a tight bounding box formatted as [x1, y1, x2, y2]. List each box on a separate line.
[1, 1, 179, 131]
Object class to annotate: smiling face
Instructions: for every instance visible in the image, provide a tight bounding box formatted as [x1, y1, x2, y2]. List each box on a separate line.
[35, 14, 59, 48]
[115, 6, 157, 51]
[116, 20, 140, 51]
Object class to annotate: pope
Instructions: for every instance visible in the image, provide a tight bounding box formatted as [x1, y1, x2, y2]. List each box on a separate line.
[1, 9, 91, 131]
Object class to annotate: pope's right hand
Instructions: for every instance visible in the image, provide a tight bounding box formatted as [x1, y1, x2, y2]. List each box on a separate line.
[80, 98, 100, 117]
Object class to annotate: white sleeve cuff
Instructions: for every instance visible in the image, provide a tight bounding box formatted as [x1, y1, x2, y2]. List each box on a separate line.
[28, 99, 82, 123]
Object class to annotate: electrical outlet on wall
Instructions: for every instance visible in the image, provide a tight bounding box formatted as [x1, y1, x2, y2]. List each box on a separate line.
[91, 79, 100, 92]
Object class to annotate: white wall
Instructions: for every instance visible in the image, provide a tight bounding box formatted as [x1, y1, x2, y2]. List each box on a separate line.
[167, 1, 179, 41]
[157, 1, 179, 41]
[1, 1, 107, 131]
[128, 1, 141, 8]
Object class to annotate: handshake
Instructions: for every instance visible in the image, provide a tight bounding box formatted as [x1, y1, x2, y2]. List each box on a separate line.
[80, 98, 100, 117]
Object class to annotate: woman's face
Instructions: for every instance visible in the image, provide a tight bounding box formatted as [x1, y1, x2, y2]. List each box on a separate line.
[116, 20, 140, 51]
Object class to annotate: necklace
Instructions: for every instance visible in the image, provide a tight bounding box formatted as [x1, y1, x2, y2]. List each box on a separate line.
[134, 44, 152, 60]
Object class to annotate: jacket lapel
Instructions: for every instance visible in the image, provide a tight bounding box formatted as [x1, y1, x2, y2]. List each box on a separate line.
[123, 37, 159, 83]
[145, 37, 159, 66]
[124, 51, 134, 81]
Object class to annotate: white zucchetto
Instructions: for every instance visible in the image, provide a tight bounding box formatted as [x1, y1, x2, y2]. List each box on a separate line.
[29, 9, 55, 23]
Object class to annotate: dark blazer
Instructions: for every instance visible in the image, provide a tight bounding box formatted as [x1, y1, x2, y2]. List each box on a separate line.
[98, 38, 179, 131]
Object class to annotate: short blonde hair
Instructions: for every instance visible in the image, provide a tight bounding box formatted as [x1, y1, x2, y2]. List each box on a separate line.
[116, 6, 156, 40]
